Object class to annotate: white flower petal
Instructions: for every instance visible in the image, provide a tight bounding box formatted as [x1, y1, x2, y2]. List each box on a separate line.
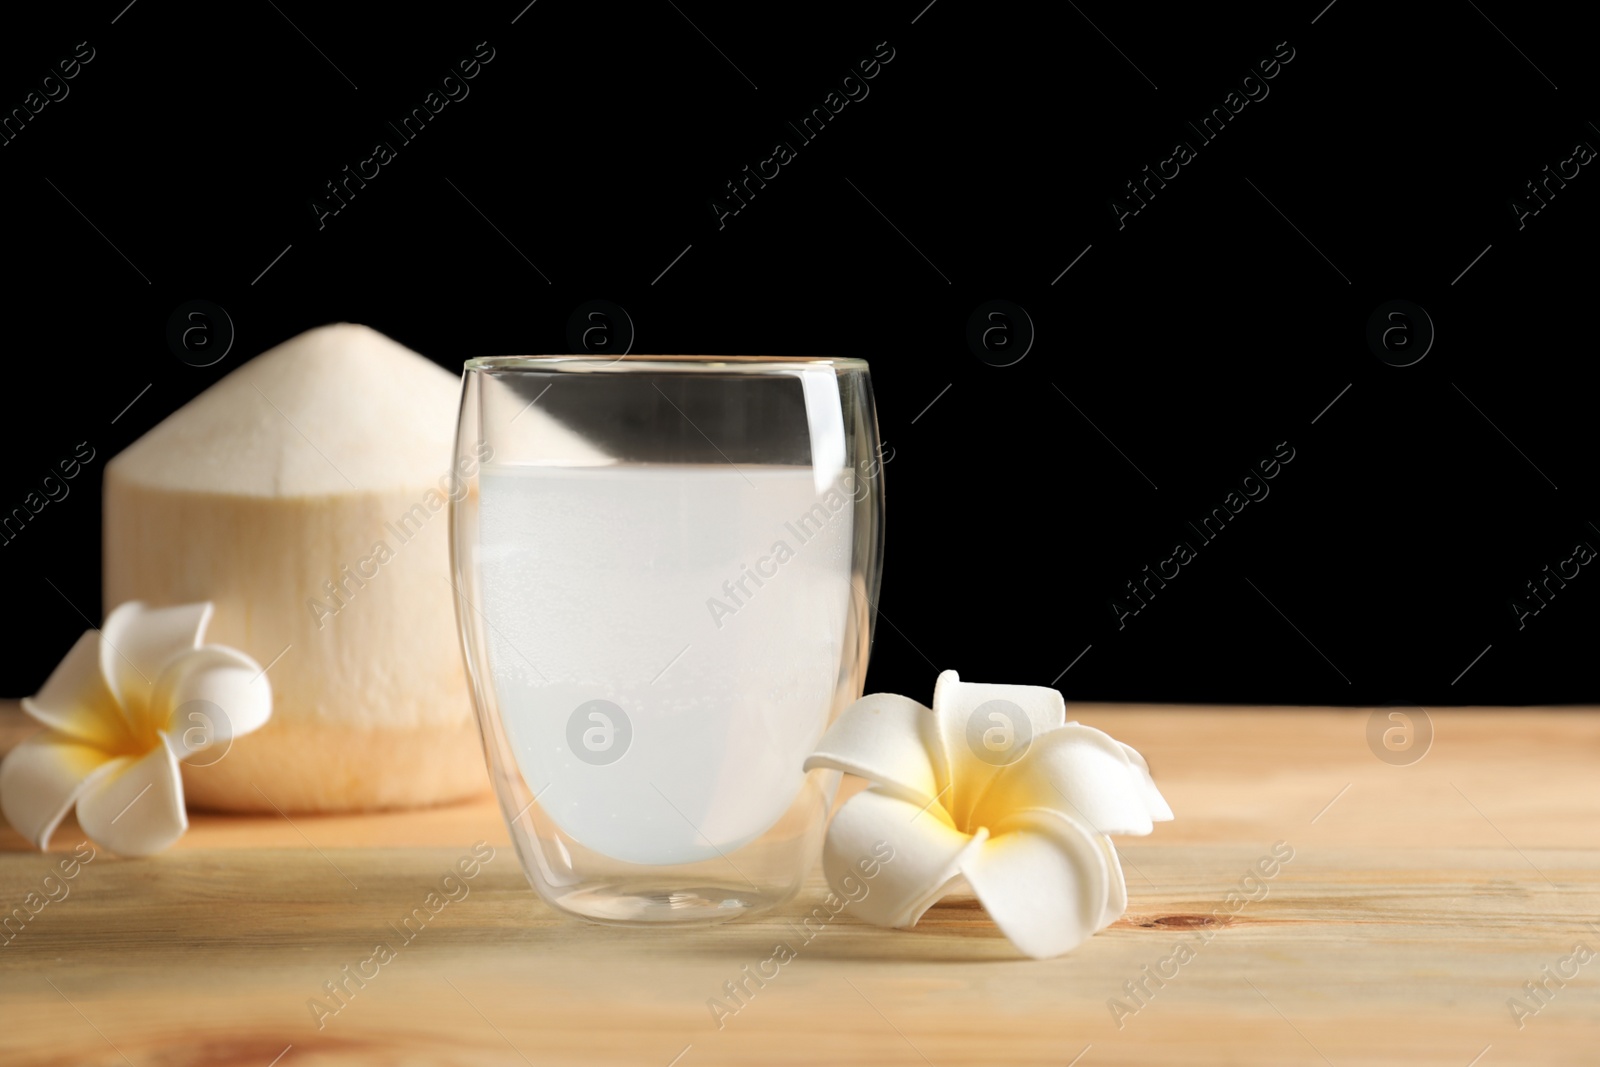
[99, 602, 212, 728]
[20, 630, 134, 750]
[980, 723, 1163, 836]
[75, 738, 188, 857]
[930, 670, 1067, 825]
[821, 786, 987, 929]
[1099, 835, 1128, 931]
[1119, 741, 1175, 822]
[960, 808, 1110, 959]
[152, 646, 272, 761]
[802, 692, 942, 805]
[0, 731, 121, 849]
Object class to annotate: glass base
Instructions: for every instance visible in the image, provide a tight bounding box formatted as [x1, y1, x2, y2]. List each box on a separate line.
[552, 881, 795, 926]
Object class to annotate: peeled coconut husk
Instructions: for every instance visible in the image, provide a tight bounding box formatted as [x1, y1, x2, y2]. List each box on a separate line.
[103, 323, 486, 812]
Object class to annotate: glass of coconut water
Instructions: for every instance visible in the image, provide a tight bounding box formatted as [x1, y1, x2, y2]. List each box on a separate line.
[451, 356, 883, 924]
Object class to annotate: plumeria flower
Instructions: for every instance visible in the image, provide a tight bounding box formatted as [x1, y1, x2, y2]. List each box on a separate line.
[803, 670, 1172, 959]
[1, 602, 271, 856]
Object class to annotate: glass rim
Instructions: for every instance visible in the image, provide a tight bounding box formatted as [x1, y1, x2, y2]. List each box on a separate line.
[463, 355, 869, 374]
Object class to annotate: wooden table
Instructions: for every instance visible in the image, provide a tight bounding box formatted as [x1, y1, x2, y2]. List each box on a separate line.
[2, 700, 1597, 1066]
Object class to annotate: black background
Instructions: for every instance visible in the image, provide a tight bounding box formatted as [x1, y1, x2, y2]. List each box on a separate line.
[1, 0, 1594, 705]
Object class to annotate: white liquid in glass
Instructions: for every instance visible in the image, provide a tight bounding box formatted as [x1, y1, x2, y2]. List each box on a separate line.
[477, 464, 854, 866]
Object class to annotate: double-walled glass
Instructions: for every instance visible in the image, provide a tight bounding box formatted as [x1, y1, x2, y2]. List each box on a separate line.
[451, 356, 883, 925]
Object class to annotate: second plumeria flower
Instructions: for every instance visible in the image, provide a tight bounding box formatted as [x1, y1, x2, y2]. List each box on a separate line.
[803, 670, 1172, 959]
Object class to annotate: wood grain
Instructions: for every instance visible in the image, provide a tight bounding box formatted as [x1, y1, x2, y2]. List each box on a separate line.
[3, 700, 1598, 1066]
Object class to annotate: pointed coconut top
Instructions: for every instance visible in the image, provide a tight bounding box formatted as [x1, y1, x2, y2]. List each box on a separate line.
[109, 324, 460, 497]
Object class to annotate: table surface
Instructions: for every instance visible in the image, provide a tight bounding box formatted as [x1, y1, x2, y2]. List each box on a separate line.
[2, 700, 1597, 1066]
